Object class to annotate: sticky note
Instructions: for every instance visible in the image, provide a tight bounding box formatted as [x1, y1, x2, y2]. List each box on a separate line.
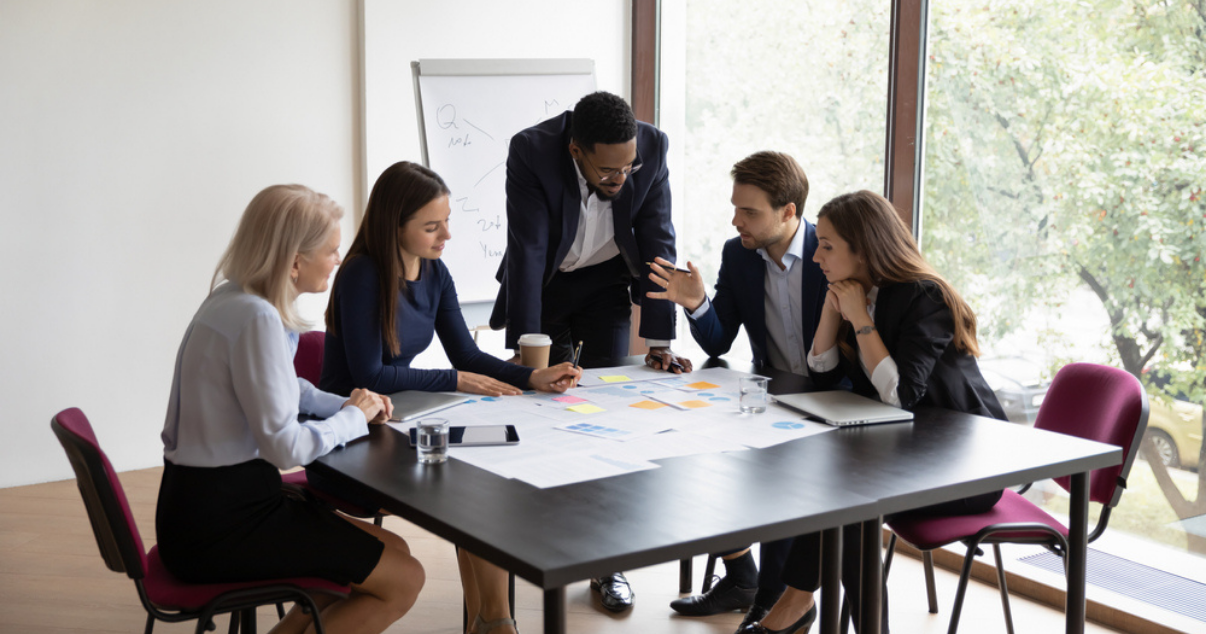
[629, 400, 668, 410]
[600, 375, 632, 383]
[553, 395, 588, 404]
[567, 404, 606, 414]
[686, 381, 721, 390]
[678, 400, 712, 409]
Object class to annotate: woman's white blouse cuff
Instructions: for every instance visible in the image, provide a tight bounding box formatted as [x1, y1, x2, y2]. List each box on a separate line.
[298, 378, 349, 418]
[871, 356, 902, 407]
[807, 346, 839, 373]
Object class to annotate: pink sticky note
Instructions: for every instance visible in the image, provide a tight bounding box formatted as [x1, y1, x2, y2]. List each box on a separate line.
[553, 395, 588, 404]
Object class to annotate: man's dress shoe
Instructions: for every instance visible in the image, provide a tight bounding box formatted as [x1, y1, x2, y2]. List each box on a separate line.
[669, 575, 757, 616]
[590, 572, 634, 612]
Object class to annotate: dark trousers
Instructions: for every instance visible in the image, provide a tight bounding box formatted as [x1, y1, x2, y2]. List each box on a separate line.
[716, 537, 792, 596]
[541, 256, 633, 369]
[782, 490, 1003, 633]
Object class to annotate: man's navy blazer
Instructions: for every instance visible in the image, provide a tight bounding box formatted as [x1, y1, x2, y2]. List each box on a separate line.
[489, 111, 676, 349]
[688, 223, 828, 367]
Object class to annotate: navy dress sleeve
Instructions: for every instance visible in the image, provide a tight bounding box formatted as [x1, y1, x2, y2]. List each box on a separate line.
[431, 261, 534, 389]
[321, 257, 458, 394]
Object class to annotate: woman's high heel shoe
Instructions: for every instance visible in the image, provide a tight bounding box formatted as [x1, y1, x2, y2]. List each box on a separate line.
[735, 603, 817, 634]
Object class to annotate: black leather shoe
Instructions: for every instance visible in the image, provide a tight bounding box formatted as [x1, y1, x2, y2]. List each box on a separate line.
[670, 575, 757, 616]
[736, 603, 817, 634]
[590, 572, 634, 612]
[736, 604, 770, 633]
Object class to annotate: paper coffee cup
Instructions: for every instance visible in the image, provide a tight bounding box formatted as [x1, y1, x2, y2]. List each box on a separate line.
[517, 333, 552, 369]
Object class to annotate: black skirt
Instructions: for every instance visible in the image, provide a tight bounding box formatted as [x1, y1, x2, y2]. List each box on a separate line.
[155, 459, 384, 586]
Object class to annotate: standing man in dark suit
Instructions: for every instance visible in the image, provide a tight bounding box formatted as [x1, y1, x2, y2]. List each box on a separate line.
[490, 91, 691, 612]
[647, 151, 827, 632]
[490, 90, 690, 372]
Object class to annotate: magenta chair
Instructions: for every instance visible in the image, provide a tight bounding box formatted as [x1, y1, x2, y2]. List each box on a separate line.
[50, 407, 347, 634]
[884, 363, 1149, 634]
[282, 330, 384, 527]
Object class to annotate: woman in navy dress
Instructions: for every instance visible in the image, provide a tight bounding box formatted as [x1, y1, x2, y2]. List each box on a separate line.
[321, 162, 580, 634]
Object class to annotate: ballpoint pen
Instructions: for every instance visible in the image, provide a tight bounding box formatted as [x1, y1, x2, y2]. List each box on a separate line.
[571, 340, 583, 368]
[645, 261, 691, 274]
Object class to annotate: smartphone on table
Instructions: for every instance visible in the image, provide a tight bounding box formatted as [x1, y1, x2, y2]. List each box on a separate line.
[407, 424, 520, 447]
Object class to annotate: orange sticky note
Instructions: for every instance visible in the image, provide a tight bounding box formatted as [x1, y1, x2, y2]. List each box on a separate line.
[686, 381, 721, 390]
[630, 400, 668, 410]
[678, 400, 711, 409]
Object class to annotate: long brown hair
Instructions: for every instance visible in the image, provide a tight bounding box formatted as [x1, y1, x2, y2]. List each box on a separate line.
[818, 190, 982, 357]
[325, 161, 450, 356]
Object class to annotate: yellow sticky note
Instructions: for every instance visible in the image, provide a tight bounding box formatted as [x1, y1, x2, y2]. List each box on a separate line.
[686, 381, 721, 390]
[678, 400, 711, 409]
[567, 404, 606, 414]
[600, 375, 632, 383]
[629, 400, 668, 410]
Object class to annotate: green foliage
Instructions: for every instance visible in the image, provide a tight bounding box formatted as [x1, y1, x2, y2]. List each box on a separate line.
[921, 0, 1206, 404]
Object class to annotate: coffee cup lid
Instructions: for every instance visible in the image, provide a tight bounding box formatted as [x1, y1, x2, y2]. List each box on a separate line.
[518, 333, 552, 346]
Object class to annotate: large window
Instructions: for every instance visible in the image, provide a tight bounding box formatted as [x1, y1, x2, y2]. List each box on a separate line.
[919, 0, 1206, 564]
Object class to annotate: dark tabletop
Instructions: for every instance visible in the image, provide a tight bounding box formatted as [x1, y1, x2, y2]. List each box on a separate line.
[311, 362, 1121, 589]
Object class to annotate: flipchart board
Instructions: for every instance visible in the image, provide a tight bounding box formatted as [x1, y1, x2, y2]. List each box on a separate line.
[412, 58, 596, 327]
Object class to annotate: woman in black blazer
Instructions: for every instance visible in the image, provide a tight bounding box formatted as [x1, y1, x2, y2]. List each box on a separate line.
[740, 190, 1005, 634]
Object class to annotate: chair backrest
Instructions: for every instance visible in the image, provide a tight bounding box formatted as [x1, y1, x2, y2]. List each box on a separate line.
[50, 407, 149, 579]
[294, 330, 325, 385]
[1034, 363, 1149, 508]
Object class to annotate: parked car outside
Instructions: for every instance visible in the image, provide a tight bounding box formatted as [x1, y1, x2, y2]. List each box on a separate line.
[1144, 396, 1204, 471]
[978, 356, 1051, 425]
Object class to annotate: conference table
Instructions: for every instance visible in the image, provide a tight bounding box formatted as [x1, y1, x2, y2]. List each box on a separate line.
[309, 362, 1120, 634]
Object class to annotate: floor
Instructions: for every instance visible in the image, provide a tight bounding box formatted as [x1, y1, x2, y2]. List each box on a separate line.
[0, 466, 1127, 634]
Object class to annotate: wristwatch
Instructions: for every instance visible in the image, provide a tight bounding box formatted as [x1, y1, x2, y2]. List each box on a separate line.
[855, 325, 877, 335]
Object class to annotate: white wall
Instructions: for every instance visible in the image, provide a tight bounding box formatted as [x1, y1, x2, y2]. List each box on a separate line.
[0, 0, 631, 488]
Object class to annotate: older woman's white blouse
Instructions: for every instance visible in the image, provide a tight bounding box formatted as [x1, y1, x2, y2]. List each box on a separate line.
[161, 283, 368, 470]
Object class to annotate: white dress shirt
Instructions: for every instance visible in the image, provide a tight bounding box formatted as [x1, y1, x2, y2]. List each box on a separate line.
[689, 223, 809, 375]
[807, 286, 903, 406]
[559, 159, 620, 272]
[561, 159, 669, 348]
[161, 283, 368, 470]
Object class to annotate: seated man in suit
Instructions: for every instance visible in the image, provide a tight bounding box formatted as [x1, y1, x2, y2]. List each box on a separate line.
[491, 90, 692, 613]
[647, 151, 827, 632]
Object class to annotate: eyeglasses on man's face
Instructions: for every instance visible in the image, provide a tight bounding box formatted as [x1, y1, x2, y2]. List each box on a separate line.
[581, 150, 643, 184]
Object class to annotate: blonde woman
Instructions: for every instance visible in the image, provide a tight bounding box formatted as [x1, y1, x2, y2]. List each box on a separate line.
[156, 185, 424, 634]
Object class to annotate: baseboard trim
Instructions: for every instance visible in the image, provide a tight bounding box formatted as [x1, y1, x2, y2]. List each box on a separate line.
[887, 530, 1188, 634]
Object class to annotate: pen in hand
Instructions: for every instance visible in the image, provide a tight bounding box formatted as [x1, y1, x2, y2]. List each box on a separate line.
[646, 260, 691, 274]
[570, 341, 583, 387]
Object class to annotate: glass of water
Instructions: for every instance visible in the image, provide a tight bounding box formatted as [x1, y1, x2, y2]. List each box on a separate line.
[416, 418, 449, 464]
[739, 376, 769, 414]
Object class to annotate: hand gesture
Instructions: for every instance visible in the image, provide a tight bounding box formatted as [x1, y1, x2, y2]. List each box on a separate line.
[828, 280, 871, 327]
[645, 257, 707, 312]
[345, 388, 390, 424]
[456, 371, 523, 397]
[530, 362, 583, 392]
[645, 347, 693, 374]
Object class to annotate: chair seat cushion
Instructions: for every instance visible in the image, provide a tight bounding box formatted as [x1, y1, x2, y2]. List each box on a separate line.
[888, 489, 1069, 551]
[144, 546, 348, 610]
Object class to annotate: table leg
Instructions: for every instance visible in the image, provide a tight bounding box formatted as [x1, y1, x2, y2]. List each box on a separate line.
[679, 557, 693, 593]
[820, 526, 842, 634]
[543, 586, 566, 634]
[860, 517, 883, 634]
[1067, 472, 1088, 634]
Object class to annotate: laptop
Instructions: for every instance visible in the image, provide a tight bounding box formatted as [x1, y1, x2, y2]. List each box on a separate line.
[388, 390, 469, 422]
[773, 390, 914, 427]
